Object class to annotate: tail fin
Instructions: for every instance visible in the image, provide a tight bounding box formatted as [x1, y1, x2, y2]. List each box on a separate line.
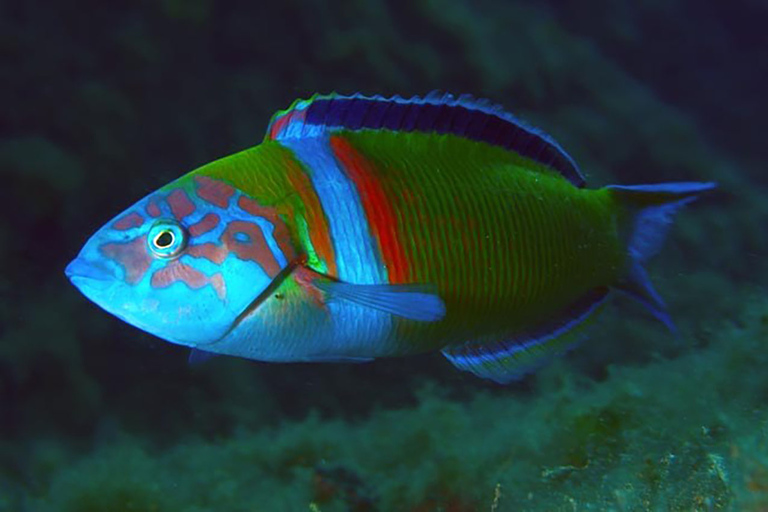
[607, 181, 717, 331]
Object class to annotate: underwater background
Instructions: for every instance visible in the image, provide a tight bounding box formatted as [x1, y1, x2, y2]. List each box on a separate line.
[1, 0, 766, 510]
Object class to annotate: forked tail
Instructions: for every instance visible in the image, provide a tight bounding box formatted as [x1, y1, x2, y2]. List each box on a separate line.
[607, 181, 717, 330]
[442, 181, 716, 384]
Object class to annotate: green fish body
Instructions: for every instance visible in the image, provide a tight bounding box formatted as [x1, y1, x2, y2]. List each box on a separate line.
[66, 93, 715, 382]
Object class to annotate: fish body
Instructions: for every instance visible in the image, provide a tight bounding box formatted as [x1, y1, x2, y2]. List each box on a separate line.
[66, 93, 715, 382]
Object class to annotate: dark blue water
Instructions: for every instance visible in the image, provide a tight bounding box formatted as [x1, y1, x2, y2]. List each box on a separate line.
[1, 1, 765, 510]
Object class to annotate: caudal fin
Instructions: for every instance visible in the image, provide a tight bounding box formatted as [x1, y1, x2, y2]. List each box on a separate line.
[607, 181, 717, 330]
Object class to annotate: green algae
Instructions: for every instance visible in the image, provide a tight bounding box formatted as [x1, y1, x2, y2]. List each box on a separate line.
[1, 0, 765, 510]
[10, 295, 768, 511]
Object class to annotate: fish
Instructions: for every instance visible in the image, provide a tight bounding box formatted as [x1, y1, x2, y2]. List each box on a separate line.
[65, 92, 716, 383]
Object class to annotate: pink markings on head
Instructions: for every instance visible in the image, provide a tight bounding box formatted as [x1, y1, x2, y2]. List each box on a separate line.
[182, 196, 295, 278]
[167, 189, 195, 220]
[188, 213, 220, 237]
[186, 242, 227, 264]
[237, 196, 297, 262]
[112, 212, 144, 231]
[146, 198, 162, 218]
[151, 261, 226, 301]
[101, 236, 153, 285]
[222, 220, 282, 277]
[186, 222, 282, 277]
[238, 195, 270, 217]
[195, 176, 235, 208]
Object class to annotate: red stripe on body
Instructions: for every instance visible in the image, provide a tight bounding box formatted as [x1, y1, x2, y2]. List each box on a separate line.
[269, 109, 306, 140]
[329, 135, 409, 283]
[282, 152, 337, 276]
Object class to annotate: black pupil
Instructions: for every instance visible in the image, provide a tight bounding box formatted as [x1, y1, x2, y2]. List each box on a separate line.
[156, 231, 174, 248]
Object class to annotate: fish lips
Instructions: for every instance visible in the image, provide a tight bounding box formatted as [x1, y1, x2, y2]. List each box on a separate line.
[65, 257, 117, 293]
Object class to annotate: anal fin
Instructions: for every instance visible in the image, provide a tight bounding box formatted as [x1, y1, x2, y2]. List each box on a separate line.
[442, 288, 609, 384]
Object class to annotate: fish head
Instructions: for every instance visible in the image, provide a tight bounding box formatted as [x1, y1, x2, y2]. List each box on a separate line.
[66, 175, 297, 347]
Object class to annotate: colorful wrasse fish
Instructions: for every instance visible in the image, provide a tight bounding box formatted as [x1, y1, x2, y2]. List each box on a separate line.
[65, 92, 715, 383]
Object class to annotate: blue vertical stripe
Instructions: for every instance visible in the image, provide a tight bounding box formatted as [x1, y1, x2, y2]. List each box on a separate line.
[281, 136, 386, 284]
[279, 136, 392, 353]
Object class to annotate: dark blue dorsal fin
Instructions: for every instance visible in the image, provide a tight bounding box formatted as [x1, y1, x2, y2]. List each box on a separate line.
[265, 92, 586, 187]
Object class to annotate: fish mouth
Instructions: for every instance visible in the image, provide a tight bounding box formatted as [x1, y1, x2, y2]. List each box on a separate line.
[65, 257, 115, 282]
[65, 257, 117, 292]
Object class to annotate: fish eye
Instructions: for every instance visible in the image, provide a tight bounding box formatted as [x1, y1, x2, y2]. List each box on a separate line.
[148, 220, 187, 259]
[155, 230, 174, 248]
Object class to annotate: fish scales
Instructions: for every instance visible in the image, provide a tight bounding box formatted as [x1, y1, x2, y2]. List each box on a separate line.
[65, 92, 715, 382]
[321, 131, 621, 347]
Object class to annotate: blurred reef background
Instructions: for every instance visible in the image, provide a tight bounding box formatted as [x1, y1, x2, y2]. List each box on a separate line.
[1, 0, 767, 510]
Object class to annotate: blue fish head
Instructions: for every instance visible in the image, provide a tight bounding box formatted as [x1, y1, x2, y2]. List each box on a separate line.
[66, 176, 296, 347]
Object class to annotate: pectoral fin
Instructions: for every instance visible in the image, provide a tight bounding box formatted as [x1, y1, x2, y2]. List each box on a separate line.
[208, 264, 441, 362]
[300, 267, 446, 322]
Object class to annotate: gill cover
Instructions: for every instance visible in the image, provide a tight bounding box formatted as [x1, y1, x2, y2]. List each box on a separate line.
[65, 175, 297, 347]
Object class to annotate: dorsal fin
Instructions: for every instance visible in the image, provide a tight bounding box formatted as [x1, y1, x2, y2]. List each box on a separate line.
[265, 92, 586, 187]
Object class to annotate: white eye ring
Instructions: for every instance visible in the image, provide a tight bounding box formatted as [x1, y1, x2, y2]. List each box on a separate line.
[148, 220, 186, 259]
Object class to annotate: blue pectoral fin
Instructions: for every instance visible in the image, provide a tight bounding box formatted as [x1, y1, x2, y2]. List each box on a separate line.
[443, 288, 609, 384]
[313, 280, 446, 322]
[188, 348, 218, 365]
